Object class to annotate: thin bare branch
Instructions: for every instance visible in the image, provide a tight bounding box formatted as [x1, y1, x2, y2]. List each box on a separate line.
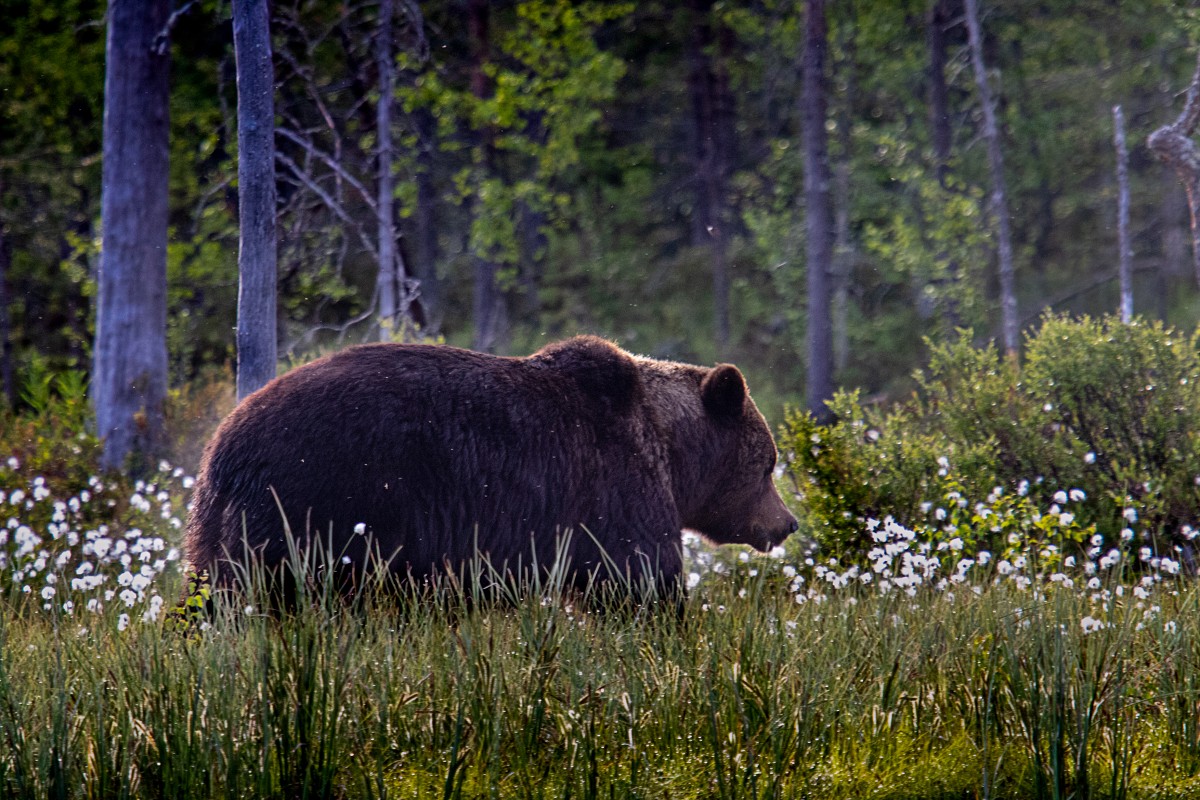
[274, 149, 377, 258]
[276, 127, 377, 215]
[153, 0, 198, 55]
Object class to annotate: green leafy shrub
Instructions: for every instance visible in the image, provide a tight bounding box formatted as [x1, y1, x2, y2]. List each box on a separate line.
[781, 314, 1200, 563]
[3, 360, 102, 491]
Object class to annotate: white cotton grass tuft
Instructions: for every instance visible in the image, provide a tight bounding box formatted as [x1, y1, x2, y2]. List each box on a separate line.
[0, 460, 194, 632]
[680, 476, 1183, 628]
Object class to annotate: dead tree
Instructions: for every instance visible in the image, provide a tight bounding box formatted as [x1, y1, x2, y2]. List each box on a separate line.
[1114, 105, 1133, 322]
[1148, 51, 1200, 291]
[374, 0, 417, 340]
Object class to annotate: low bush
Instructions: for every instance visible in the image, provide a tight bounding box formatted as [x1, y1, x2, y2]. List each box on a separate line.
[780, 314, 1200, 565]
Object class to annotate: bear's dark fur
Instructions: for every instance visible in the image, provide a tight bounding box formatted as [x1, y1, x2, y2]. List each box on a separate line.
[184, 336, 797, 596]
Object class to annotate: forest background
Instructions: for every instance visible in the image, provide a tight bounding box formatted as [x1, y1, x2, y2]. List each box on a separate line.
[6, 5, 1200, 796]
[3, 0, 1200, 432]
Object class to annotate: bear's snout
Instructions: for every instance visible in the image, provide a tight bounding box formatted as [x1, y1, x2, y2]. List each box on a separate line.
[765, 514, 799, 550]
[757, 489, 798, 550]
[776, 515, 800, 545]
[747, 508, 798, 552]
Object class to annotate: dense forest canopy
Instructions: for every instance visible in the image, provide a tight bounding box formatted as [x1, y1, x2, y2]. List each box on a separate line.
[1, 0, 1198, 423]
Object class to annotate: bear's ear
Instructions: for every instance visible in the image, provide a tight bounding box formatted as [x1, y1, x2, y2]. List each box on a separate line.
[701, 364, 746, 419]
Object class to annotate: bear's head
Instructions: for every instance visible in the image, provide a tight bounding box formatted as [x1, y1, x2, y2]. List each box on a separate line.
[681, 364, 799, 552]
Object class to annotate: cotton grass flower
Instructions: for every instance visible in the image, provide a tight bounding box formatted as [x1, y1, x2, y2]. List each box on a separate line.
[0, 462, 196, 630]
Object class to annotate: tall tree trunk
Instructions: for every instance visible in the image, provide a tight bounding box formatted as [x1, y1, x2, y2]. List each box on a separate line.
[375, 0, 402, 340]
[804, 0, 835, 423]
[517, 199, 547, 320]
[94, 0, 170, 470]
[963, 0, 1018, 355]
[831, 3, 856, 374]
[927, 0, 953, 184]
[1114, 105, 1133, 323]
[413, 107, 441, 332]
[233, 0, 278, 400]
[687, 0, 732, 354]
[473, 258, 507, 352]
[468, 0, 507, 352]
[1158, 45, 1187, 322]
[926, 0, 961, 330]
[0, 221, 12, 408]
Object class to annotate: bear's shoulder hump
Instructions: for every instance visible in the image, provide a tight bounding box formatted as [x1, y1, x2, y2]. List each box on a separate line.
[528, 336, 641, 412]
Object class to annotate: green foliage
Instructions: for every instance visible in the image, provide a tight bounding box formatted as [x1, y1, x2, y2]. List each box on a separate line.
[410, 0, 630, 268]
[1025, 315, 1200, 541]
[4, 361, 99, 486]
[861, 167, 991, 336]
[0, 0, 104, 375]
[781, 314, 1200, 562]
[165, 571, 211, 637]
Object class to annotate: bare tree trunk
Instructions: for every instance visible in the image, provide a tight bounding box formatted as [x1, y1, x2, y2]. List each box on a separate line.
[687, 0, 732, 354]
[233, 0, 278, 400]
[0, 222, 12, 408]
[926, 0, 962, 331]
[831, 3, 856, 375]
[473, 258, 508, 352]
[94, 0, 170, 470]
[1114, 105, 1133, 323]
[468, 0, 507, 352]
[1148, 51, 1200, 291]
[517, 199, 547, 320]
[707, 181, 731, 355]
[927, 0, 953, 185]
[963, 0, 1018, 355]
[413, 107, 442, 332]
[804, 0, 835, 423]
[374, 0, 408, 341]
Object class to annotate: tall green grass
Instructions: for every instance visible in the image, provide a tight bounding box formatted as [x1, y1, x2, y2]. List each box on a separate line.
[2, 560, 1200, 799]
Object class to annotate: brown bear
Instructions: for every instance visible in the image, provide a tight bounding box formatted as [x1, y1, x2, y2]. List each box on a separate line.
[184, 336, 797, 598]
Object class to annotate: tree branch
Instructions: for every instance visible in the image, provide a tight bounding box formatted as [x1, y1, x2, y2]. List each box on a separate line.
[274, 149, 377, 258]
[275, 126, 378, 216]
[153, 0, 199, 55]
